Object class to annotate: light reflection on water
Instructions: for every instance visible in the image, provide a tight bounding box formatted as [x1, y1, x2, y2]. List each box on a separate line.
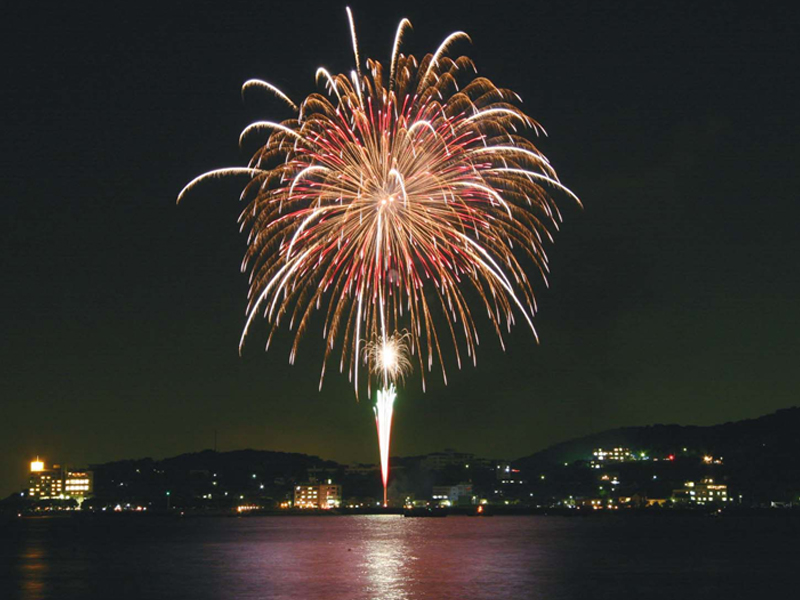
[2, 514, 799, 600]
[360, 516, 413, 600]
[19, 543, 48, 600]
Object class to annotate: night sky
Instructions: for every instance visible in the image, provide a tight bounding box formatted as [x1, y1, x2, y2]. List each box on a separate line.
[2, 0, 798, 497]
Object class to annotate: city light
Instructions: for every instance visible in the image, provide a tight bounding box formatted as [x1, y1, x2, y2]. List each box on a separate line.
[12, 441, 786, 515]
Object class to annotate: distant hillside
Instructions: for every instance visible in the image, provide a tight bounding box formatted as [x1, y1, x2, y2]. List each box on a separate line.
[5, 408, 799, 509]
[515, 407, 800, 469]
[88, 449, 342, 499]
[94, 448, 339, 477]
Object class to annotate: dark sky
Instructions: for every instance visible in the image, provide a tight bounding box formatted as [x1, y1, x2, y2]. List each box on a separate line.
[2, 0, 798, 497]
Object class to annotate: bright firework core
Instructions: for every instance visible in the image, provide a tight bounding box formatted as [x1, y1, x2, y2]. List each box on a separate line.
[380, 343, 397, 372]
[365, 332, 412, 388]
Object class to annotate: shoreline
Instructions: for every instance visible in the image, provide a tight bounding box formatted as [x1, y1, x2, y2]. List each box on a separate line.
[6, 506, 800, 520]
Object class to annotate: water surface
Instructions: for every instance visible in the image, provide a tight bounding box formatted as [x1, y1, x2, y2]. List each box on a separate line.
[2, 514, 797, 599]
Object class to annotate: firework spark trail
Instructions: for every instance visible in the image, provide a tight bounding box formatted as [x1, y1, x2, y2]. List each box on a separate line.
[178, 9, 579, 505]
[374, 385, 396, 506]
[365, 332, 411, 505]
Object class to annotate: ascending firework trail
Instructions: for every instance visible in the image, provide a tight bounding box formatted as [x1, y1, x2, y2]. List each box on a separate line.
[178, 7, 579, 506]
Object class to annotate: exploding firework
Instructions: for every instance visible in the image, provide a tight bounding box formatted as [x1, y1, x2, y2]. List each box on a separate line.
[178, 8, 578, 505]
[364, 331, 412, 388]
[365, 332, 411, 505]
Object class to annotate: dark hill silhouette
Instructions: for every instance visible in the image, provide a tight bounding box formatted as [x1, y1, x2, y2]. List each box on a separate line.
[515, 407, 800, 468]
[514, 407, 800, 503]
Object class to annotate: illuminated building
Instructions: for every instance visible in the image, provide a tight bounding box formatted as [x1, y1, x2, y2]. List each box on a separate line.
[293, 482, 342, 509]
[432, 483, 475, 506]
[294, 484, 318, 508]
[27, 458, 94, 503]
[617, 494, 668, 508]
[576, 497, 618, 510]
[28, 459, 64, 500]
[591, 447, 634, 468]
[646, 498, 668, 507]
[673, 478, 729, 505]
[64, 471, 94, 502]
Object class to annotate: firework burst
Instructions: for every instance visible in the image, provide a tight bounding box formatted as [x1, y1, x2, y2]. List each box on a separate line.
[178, 10, 578, 396]
[364, 331, 412, 388]
[179, 9, 579, 504]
